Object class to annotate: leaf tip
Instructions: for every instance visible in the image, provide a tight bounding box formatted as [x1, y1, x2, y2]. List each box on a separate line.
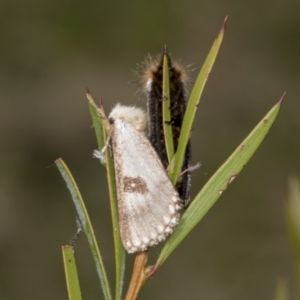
[99, 97, 104, 110]
[86, 86, 91, 96]
[278, 92, 286, 106]
[216, 16, 228, 39]
[145, 264, 160, 280]
[163, 43, 168, 55]
[86, 88, 94, 104]
[222, 16, 228, 31]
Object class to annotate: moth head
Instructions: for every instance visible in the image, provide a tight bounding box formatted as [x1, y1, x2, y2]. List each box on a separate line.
[109, 104, 147, 132]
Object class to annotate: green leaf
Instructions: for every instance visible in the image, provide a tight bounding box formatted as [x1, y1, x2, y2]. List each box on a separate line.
[87, 91, 106, 166]
[273, 277, 289, 300]
[171, 16, 227, 185]
[86, 94, 125, 300]
[103, 129, 126, 300]
[162, 48, 174, 163]
[285, 176, 300, 297]
[157, 94, 284, 265]
[56, 158, 112, 300]
[62, 245, 82, 300]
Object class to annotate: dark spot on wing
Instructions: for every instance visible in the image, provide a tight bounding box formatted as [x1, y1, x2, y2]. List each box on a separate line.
[123, 176, 149, 194]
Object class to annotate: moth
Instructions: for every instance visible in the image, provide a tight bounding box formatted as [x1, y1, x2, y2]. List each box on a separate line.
[108, 104, 182, 253]
[141, 49, 192, 207]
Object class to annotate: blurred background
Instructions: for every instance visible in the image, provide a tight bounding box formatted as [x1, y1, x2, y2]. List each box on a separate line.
[1, 1, 299, 299]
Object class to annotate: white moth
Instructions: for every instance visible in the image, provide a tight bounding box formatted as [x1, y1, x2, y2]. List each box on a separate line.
[108, 104, 182, 253]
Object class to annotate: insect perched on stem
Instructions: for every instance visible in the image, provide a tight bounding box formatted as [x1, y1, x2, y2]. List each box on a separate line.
[95, 104, 182, 253]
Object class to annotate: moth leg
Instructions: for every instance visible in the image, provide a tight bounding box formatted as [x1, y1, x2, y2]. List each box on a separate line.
[68, 218, 83, 247]
[179, 162, 201, 177]
[92, 126, 113, 164]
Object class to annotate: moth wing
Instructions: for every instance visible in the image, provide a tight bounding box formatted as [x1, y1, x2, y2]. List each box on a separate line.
[112, 119, 181, 253]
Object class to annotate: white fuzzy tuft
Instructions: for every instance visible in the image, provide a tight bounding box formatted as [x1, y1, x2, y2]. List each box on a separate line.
[109, 103, 147, 132]
[145, 78, 152, 92]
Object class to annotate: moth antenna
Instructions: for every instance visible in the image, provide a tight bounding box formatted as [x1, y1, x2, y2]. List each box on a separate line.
[86, 92, 110, 131]
[101, 126, 114, 153]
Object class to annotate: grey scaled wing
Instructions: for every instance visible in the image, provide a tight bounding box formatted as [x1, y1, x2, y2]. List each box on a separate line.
[111, 119, 182, 253]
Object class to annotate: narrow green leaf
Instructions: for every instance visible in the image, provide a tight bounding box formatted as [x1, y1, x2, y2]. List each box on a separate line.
[87, 91, 106, 166]
[86, 95, 125, 300]
[157, 94, 284, 265]
[162, 49, 174, 163]
[56, 158, 112, 300]
[285, 176, 300, 297]
[103, 127, 126, 300]
[171, 16, 227, 185]
[274, 277, 289, 300]
[62, 246, 82, 300]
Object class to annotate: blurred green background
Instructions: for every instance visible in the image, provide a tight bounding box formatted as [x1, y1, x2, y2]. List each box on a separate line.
[1, 1, 299, 299]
